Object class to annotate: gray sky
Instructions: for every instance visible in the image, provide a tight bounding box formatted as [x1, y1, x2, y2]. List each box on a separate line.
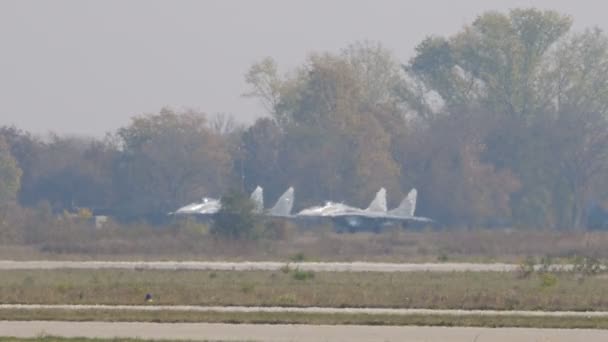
[1, 0, 605, 136]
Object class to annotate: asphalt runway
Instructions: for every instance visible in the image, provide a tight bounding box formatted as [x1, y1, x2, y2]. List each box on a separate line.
[1, 321, 606, 341]
[2, 304, 608, 318]
[0, 260, 523, 272]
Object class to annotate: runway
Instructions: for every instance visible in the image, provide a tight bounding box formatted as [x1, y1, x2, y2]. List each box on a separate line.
[1, 321, 606, 341]
[2, 304, 608, 317]
[0, 260, 524, 272]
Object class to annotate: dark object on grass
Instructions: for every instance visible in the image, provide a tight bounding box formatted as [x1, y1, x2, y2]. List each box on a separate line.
[145, 293, 153, 302]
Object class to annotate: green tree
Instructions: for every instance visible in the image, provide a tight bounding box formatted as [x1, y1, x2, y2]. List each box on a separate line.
[0, 126, 44, 207]
[408, 8, 572, 117]
[0, 138, 22, 206]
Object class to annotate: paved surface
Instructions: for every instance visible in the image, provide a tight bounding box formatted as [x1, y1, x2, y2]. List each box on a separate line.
[2, 304, 608, 317]
[0, 321, 606, 341]
[0, 260, 524, 272]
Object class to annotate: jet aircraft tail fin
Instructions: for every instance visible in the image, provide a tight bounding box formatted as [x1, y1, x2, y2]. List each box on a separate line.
[389, 188, 417, 217]
[365, 188, 387, 212]
[250, 186, 264, 214]
[269, 187, 294, 216]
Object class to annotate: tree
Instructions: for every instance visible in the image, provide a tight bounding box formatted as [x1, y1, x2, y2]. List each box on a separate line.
[400, 111, 520, 226]
[212, 189, 258, 240]
[0, 138, 22, 206]
[0, 126, 44, 206]
[208, 113, 242, 136]
[243, 44, 405, 208]
[407, 8, 572, 117]
[550, 110, 608, 229]
[403, 9, 608, 229]
[240, 118, 287, 201]
[243, 57, 290, 126]
[341, 41, 404, 109]
[16, 136, 117, 213]
[114, 108, 233, 220]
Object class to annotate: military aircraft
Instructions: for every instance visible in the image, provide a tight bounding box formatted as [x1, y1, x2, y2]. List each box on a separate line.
[173, 187, 261, 216]
[173, 197, 221, 215]
[297, 188, 433, 232]
[297, 188, 387, 217]
[268, 187, 295, 217]
[173, 186, 294, 217]
[249, 186, 295, 217]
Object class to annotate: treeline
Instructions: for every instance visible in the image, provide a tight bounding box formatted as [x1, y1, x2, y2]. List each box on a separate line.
[2, 8, 608, 230]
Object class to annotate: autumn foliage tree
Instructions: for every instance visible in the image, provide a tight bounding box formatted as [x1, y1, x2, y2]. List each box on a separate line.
[244, 43, 403, 209]
[113, 108, 233, 220]
[403, 8, 608, 229]
[2, 8, 608, 231]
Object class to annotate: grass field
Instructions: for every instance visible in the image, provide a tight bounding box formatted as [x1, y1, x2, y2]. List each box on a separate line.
[1, 269, 608, 311]
[3, 229, 608, 263]
[0, 308, 607, 330]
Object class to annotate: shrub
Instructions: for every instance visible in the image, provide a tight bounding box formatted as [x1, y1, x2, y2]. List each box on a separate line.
[539, 273, 558, 288]
[211, 190, 258, 240]
[292, 268, 315, 281]
[290, 252, 306, 262]
[437, 252, 449, 262]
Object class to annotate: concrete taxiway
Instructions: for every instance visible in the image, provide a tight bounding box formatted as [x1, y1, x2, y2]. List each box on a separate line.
[1, 321, 606, 341]
[0, 260, 524, 272]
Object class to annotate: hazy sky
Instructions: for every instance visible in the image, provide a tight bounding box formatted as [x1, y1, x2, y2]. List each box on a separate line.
[1, 0, 606, 136]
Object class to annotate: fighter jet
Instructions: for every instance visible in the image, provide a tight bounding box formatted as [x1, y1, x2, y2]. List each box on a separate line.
[173, 197, 221, 215]
[296, 188, 387, 230]
[297, 188, 386, 217]
[250, 186, 264, 214]
[269, 187, 295, 217]
[250, 186, 295, 217]
[173, 186, 265, 216]
[374, 188, 433, 225]
[336, 188, 433, 231]
[297, 188, 433, 232]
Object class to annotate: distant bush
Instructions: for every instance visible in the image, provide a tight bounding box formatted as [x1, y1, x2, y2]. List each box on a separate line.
[292, 268, 315, 281]
[437, 252, 449, 262]
[539, 273, 558, 288]
[290, 252, 306, 262]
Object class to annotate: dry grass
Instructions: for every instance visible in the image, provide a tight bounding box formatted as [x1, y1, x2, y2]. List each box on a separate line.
[2, 269, 608, 311]
[0, 308, 607, 330]
[3, 229, 608, 263]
